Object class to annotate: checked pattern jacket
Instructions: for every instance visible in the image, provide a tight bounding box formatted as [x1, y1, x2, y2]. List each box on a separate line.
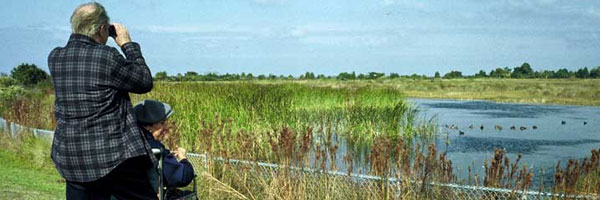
[49, 34, 155, 182]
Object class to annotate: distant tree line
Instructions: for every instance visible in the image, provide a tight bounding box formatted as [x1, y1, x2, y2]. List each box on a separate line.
[154, 63, 600, 81]
[4, 62, 600, 83]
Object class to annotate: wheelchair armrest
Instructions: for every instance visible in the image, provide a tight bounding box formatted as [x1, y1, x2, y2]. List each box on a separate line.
[151, 148, 164, 200]
[152, 148, 161, 156]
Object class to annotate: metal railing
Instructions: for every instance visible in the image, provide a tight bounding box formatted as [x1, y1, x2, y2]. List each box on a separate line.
[2, 116, 598, 200]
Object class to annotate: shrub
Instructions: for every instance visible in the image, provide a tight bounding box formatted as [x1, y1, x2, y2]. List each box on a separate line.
[11, 63, 49, 86]
[0, 76, 16, 87]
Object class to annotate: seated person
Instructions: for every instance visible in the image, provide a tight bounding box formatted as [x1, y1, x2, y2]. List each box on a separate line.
[133, 100, 195, 193]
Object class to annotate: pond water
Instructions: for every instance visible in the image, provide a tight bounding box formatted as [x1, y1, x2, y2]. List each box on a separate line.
[410, 98, 600, 185]
[311, 98, 600, 186]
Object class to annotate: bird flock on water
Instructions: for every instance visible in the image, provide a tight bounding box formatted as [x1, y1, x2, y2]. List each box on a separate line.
[444, 120, 588, 135]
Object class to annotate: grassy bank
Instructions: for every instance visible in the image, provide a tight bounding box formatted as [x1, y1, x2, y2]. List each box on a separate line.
[0, 133, 64, 199]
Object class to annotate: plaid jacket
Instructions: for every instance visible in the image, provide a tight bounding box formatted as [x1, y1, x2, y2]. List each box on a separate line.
[49, 34, 155, 182]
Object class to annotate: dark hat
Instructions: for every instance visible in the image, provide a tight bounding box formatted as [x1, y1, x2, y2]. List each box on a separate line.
[133, 100, 173, 124]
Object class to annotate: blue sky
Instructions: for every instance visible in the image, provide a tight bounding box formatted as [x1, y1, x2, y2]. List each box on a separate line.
[1, 0, 600, 76]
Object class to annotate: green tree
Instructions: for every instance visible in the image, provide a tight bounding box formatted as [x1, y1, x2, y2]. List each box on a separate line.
[357, 73, 366, 79]
[434, 71, 441, 78]
[268, 74, 277, 79]
[389, 73, 400, 79]
[184, 71, 198, 81]
[202, 73, 218, 81]
[155, 71, 168, 81]
[576, 67, 590, 78]
[539, 70, 554, 79]
[511, 62, 533, 78]
[367, 72, 385, 79]
[443, 71, 463, 79]
[474, 70, 487, 78]
[409, 73, 423, 80]
[590, 67, 600, 78]
[11, 63, 49, 86]
[337, 71, 356, 80]
[301, 72, 315, 80]
[553, 68, 571, 78]
[489, 67, 511, 78]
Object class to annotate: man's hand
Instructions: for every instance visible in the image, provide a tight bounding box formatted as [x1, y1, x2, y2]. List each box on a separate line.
[173, 147, 187, 160]
[111, 23, 132, 47]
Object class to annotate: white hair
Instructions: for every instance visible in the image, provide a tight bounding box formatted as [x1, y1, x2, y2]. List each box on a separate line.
[70, 2, 110, 37]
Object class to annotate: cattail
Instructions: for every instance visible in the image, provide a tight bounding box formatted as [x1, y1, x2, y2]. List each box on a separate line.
[329, 144, 339, 171]
[344, 151, 354, 176]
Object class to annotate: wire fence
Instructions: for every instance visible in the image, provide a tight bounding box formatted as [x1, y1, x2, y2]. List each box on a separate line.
[1, 116, 598, 200]
[182, 153, 599, 200]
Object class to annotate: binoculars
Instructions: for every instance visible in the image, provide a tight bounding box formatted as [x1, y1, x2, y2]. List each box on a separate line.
[109, 25, 117, 38]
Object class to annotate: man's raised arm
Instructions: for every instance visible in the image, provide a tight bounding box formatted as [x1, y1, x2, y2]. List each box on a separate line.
[109, 23, 153, 94]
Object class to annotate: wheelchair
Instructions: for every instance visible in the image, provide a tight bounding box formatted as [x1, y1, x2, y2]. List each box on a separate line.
[152, 148, 198, 200]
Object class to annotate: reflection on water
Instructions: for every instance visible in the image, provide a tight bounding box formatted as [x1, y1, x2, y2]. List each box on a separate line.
[425, 101, 566, 118]
[440, 136, 600, 154]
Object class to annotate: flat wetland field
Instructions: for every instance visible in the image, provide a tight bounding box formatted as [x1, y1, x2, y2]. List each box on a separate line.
[288, 78, 600, 106]
[2, 78, 599, 199]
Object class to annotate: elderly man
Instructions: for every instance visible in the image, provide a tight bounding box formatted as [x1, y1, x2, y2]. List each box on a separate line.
[48, 2, 157, 199]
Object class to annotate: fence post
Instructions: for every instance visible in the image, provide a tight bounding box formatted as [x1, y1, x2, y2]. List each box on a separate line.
[0, 117, 6, 135]
[7, 120, 13, 138]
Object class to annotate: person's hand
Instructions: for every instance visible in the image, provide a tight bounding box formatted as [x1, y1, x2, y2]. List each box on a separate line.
[173, 147, 187, 160]
[111, 23, 132, 47]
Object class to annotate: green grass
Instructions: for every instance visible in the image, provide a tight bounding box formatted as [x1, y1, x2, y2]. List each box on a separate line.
[0, 146, 64, 199]
[0, 131, 64, 199]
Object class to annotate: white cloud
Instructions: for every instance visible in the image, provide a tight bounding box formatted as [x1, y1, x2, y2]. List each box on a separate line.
[17, 25, 71, 41]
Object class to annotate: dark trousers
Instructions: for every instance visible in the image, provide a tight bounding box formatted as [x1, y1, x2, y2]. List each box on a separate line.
[66, 155, 157, 200]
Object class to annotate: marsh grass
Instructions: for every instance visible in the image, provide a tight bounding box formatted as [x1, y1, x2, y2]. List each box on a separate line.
[553, 148, 600, 196]
[186, 116, 599, 199]
[132, 82, 430, 149]
[190, 117, 460, 199]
